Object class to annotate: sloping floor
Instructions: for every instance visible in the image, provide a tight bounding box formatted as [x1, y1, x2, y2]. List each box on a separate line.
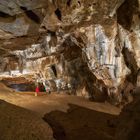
[0, 82, 121, 140]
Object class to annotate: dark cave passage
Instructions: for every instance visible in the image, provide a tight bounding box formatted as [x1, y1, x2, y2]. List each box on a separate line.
[55, 8, 62, 21]
[51, 65, 57, 78]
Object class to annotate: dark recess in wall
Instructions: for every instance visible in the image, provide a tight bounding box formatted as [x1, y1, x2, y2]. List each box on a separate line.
[67, 0, 72, 6]
[78, 1, 81, 6]
[117, 0, 138, 30]
[0, 11, 10, 17]
[51, 65, 57, 78]
[20, 6, 41, 23]
[47, 30, 56, 36]
[55, 8, 62, 21]
[122, 46, 138, 85]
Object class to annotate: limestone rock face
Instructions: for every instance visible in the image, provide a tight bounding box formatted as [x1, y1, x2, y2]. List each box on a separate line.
[0, 0, 140, 103]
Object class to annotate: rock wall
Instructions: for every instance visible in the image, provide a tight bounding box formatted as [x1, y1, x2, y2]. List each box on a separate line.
[0, 0, 140, 104]
[115, 87, 140, 140]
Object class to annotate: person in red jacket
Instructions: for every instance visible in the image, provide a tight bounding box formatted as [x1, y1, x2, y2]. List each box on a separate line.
[35, 86, 40, 96]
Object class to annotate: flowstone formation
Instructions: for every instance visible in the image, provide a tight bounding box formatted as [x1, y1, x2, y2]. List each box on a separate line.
[0, 0, 140, 104]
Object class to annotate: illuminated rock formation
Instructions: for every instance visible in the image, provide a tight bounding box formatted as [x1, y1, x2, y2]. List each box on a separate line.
[0, 0, 139, 104]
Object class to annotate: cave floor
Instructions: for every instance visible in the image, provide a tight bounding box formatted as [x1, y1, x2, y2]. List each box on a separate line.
[0, 82, 121, 140]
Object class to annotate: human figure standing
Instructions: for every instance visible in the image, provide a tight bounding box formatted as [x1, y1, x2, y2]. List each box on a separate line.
[35, 86, 39, 96]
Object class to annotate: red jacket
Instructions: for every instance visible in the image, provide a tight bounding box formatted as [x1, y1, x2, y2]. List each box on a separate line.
[35, 87, 39, 93]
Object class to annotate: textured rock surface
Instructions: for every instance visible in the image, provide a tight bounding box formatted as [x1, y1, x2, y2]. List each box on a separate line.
[0, 100, 54, 140]
[0, 0, 140, 103]
[115, 87, 140, 140]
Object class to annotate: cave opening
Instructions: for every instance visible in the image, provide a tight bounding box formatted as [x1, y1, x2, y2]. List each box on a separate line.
[8, 83, 35, 92]
[55, 8, 62, 21]
[51, 65, 57, 78]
